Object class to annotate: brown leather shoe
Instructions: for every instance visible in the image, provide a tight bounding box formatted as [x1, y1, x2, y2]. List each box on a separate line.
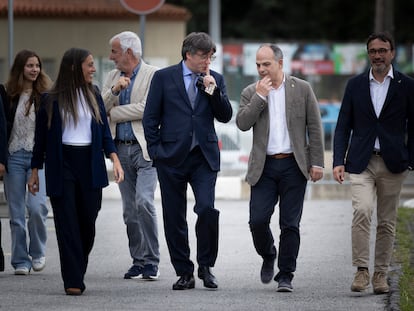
[65, 288, 82, 296]
[372, 271, 389, 294]
[351, 269, 370, 292]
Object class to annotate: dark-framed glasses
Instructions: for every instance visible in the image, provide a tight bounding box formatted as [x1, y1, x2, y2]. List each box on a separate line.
[367, 48, 391, 56]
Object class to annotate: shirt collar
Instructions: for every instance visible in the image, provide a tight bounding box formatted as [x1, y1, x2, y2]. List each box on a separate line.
[270, 74, 286, 91]
[121, 63, 141, 78]
[369, 65, 394, 82]
[182, 62, 194, 77]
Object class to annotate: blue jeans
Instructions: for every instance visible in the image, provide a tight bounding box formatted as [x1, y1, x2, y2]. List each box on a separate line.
[3, 149, 48, 269]
[116, 143, 160, 267]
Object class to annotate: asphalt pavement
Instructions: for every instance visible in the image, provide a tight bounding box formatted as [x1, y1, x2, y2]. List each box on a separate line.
[0, 195, 389, 311]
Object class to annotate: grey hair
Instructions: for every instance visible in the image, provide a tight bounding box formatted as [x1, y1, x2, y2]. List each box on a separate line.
[259, 43, 284, 60]
[110, 31, 142, 58]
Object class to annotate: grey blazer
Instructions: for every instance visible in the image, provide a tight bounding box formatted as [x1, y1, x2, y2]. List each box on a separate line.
[101, 61, 158, 161]
[236, 74, 324, 186]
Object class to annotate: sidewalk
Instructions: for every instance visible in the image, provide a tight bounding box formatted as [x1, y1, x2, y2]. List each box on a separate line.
[0, 196, 388, 311]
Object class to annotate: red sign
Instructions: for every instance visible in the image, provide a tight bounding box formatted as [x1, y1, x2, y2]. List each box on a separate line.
[291, 60, 334, 75]
[120, 0, 165, 15]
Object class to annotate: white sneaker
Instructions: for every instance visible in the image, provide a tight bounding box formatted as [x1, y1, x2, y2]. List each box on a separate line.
[15, 266, 30, 275]
[32, 257, 46, 272]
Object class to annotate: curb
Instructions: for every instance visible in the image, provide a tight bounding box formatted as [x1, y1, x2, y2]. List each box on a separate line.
[387, 266, 402, 311]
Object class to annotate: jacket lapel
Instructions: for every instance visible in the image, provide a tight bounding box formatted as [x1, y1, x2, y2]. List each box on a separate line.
[380, 70, 399, 115]
[172, 62, 193, 108]
[284, 75, 298, 129]
[361, 72, 378, 117]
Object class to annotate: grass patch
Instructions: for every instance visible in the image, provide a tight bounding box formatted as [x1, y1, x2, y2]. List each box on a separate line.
[395, 207, 414, 311]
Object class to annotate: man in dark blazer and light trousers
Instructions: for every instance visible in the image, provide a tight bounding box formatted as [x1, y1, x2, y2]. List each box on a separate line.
[143, 32, 232, 290]
[333, 32, 414, 294]
[236, 44, 324, 292]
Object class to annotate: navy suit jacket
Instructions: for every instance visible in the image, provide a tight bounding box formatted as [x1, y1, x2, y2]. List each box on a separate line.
[31, 89, 117, 197]
[143, 62, 232, 171]
[333, 69, 414, 174]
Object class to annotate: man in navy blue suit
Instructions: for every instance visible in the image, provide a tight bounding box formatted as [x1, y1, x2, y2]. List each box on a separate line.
[333, 32, 414, 294]
[143, 32, 232, 290]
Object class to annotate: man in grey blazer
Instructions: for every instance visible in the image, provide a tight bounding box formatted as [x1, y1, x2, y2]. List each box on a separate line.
[102, 31, 160, 281]
[236, 44, 324, 292]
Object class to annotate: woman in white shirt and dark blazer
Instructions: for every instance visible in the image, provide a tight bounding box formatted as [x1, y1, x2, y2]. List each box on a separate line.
[28, 48, 124, 296]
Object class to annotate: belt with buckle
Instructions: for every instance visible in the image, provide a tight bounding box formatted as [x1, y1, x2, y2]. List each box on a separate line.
[267, 153, 294, 159]
[372, 150, 381, 156]
[115, 139, 138, 145]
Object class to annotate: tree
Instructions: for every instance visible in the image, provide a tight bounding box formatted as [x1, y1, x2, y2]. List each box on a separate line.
[167, 0, 413, 43]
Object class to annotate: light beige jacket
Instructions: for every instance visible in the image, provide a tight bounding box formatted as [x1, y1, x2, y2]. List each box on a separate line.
[101, 61, 158, 161]
[236, 74, 324, 186]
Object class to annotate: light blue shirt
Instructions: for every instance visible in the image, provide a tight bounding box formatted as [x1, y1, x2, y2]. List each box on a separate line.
[182, 62, 198, 96]
[115, 63, 141, 141]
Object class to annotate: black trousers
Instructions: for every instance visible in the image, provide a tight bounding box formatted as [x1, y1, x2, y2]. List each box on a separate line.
[0, 221, 4, 271]
[249, 156, 307, 280]
[156, 147, 219, 276]
[50, 145, 101, 291]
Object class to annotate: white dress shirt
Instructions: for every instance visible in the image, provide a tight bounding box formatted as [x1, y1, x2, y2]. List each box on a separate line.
[62, 90, 92, 146]
[266, 76, 292, 155]
[369, 65, 393, 151]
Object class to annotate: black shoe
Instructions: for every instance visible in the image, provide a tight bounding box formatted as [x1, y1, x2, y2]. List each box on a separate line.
[0, 246, 4, 272]
[277, 276, 293, 292]
[260, 258, 275, 284]
[172, 274, 195, 290]
[198, 266, 218, 289]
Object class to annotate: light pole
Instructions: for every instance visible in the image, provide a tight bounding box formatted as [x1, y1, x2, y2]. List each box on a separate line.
[209, 0, 221, 44]
[375, 0, 394, 35]
[8, 0, 14, 68]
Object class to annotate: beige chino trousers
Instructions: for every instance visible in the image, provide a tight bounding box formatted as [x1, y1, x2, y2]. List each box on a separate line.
[349, 155, 408, 272]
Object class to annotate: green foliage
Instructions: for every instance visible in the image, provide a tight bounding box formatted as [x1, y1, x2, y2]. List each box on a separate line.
[396, 208, 414, 311]
[167, 0, 413, 43]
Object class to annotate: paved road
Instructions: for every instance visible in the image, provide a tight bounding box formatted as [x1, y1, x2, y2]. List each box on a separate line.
[0, 198, 387, 311]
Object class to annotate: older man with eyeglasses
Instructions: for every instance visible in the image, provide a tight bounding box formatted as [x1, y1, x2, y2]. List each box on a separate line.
[143, 32, 232, 291]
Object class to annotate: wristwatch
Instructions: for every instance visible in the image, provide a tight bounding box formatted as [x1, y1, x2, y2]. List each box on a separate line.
[111, 86, 120, 96]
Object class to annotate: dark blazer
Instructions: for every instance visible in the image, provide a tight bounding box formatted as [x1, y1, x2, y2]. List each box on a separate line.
[0, 95, 6, 167]
[333, 69, 414, 174]
[0, 84, 19, 145]
[143, 61, 233, 171]
[31, 89, 117, 197]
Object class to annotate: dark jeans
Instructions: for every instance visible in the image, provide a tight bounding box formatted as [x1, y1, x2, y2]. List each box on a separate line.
[249, 156, 307, 279]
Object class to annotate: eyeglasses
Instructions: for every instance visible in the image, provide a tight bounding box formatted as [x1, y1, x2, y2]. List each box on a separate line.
[195, 53, 216, 62]
[367, 48, 391, 56]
